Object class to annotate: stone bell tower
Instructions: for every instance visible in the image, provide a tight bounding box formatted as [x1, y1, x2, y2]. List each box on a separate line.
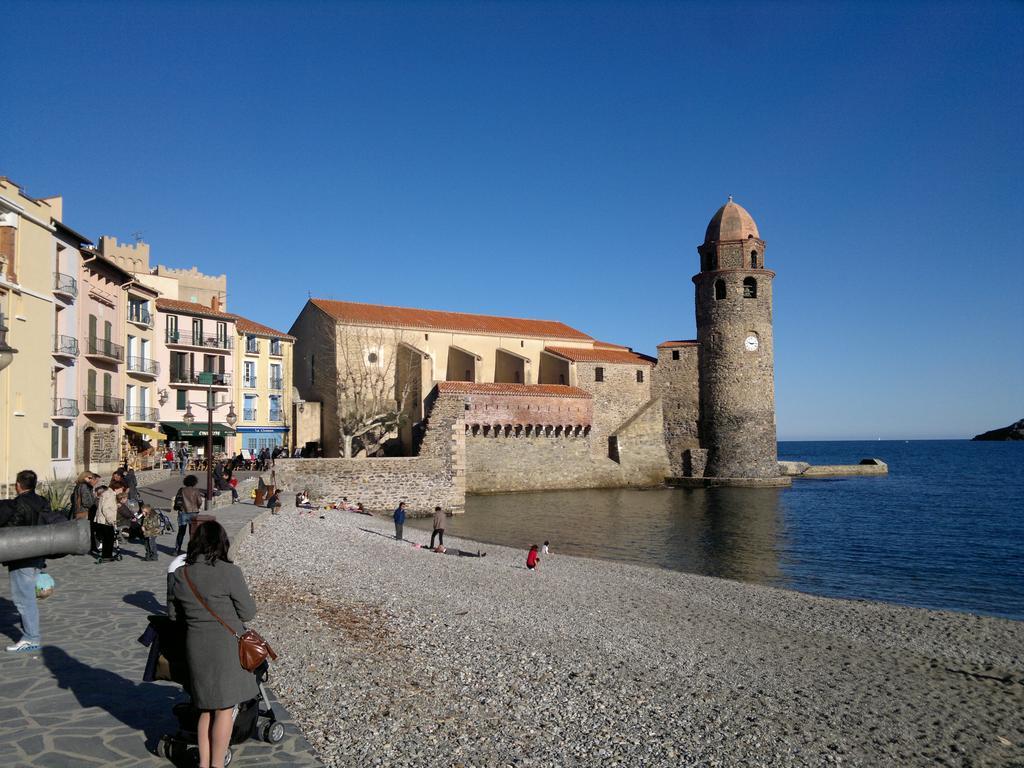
[693, 197, 781, 480]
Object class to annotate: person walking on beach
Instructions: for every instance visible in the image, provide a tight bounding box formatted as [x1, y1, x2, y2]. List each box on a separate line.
[0, 470, 51, 652]
[175, 475, 205, 555]
[393, 502, 407, 541]
[429, 505, 447, 549]
[526, 544, 540, 571]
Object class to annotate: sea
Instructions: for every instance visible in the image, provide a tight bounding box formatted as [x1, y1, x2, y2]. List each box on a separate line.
[407, 440, 1024, 621]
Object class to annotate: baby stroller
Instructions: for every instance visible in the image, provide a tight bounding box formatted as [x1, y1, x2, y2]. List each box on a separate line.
[141, 616, 285, 766]
[157, 508, 176, 535]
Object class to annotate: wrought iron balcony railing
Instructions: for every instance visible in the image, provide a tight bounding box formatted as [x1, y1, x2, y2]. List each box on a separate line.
[84, 394, 124, 415]
[169, 370, 232, 387]
[128, 306, 153, 326]
[165, 331, 232, 350]
[268, 377, 283, 391]
[243, 409, 257, 421]
[125, 406, 159, 422]
[268, 410, 283, 423]
[86, 337, 125, 362]
[127, 356, 160, 376]
[245, 339, 260, 354]
[52, 398, 79, 418]
[269, 341, 283, 356]
[54, 272, 78, 298]
[243, 376, 258, 389]
[53, 335, 80, 357]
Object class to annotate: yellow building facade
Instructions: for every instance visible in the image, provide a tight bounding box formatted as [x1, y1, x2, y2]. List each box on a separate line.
[232, 316, 294, 455]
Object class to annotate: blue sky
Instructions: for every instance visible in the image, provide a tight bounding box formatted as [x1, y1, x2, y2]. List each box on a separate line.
[4, 1, 1022, 439]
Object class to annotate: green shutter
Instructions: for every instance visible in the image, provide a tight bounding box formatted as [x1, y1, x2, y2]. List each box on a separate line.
[177, 389, 187, 409]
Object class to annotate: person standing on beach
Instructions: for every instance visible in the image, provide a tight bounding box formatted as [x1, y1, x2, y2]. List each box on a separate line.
[526, 544, 540, 571]
[429, 505, 447, 549]
[0, 470, 51, 652]
[393, 502, 406, 541]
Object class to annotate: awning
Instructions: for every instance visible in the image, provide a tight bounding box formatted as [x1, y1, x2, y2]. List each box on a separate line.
[160, 421, 237, 438]
[124, 424, 167, 441]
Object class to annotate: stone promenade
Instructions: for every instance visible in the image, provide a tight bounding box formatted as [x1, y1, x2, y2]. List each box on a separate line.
[0, 476, 322, 767]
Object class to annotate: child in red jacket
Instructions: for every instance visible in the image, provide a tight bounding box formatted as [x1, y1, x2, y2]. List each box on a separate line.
[526, 544, 540, 571]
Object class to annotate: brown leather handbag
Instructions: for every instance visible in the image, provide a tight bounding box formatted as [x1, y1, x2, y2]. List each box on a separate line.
[183, 567, 278, 672]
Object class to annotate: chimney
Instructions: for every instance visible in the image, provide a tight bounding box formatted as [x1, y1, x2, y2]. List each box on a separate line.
[211, 296, 221, 312]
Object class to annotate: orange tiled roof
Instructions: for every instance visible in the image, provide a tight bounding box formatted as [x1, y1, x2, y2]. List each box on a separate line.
[592, 340, 631, 350]
[656, 339, 699, 349]
[436, 382, 592, 399]
[233, 315, 295, 341]
[310, 298, 593, 341]
[544, 345, 655, 365]
[156, 298, 237, 322]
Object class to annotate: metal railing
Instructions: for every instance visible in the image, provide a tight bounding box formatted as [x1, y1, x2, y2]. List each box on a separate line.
[169, 370, 232, 386]
[243, 376, 258, 388]
[53, 272, 78, 298]
[125, 406, 159, 422]
[245, 338, 260, 354]
[84, 394, 124, 415]
[53, 335, 80, 357]
[269, 341, 283, 356]
[86, 337, 125, 362]
[165, 330, 232, 350]
[127, 356, 160, 376]
[268, 377, 283, 390]
[52, 398, 79, 418]
[128, 306, 153, 326]
[243, 409, 257, 421]
[268, 410, 283, 422]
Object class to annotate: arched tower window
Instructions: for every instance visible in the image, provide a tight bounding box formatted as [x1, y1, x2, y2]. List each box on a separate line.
[751, 250, 758, 269]
[714, 279, 726, 300]
[743, 277, 757, 298]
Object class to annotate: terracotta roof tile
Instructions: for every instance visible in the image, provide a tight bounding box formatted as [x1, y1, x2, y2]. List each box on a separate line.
[592, 340, 631, 350]
[656, 339, 700, 349]
[233, 315, 295, 341]
[156, 298, 237, 322]
[544, 346, 655, 365]
[310, 298, 593, 341]
[436, 382, 592, 399]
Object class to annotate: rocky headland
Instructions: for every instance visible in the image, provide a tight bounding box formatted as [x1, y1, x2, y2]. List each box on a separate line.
[236, 504, 1024, 767]
[973, 418, 1024, 441]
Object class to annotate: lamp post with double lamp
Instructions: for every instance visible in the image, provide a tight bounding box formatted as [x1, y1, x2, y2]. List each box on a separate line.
[182, 373, 236, 512]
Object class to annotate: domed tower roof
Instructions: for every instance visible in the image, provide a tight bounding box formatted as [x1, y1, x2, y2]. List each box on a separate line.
[703, 197, 759, 243]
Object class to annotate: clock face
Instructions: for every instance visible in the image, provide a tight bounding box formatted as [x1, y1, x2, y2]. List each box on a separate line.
[744, 335, 759, 351]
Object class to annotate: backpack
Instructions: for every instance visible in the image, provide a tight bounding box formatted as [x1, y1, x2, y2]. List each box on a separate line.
[16, 495, 67, 526]
[172, 489, 185, 513]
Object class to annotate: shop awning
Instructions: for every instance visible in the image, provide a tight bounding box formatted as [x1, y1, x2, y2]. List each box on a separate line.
[124, 424, 167, 441]
[160, 421, 237, 438]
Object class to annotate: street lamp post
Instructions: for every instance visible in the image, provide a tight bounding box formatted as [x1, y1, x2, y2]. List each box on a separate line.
[182, 376, 236, 512]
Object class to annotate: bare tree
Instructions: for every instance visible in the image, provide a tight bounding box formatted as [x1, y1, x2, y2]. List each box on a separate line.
[335, 326, 417, 458]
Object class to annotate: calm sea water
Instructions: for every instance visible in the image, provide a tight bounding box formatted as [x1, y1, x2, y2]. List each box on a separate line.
[407, 441, 1024, 620]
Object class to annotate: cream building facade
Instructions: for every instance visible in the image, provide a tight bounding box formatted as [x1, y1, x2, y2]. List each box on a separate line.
[233, 316, 294, 454]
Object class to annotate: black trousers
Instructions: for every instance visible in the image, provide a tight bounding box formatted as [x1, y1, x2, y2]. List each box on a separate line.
[394, 522, 404, 540]
[430, 528, 445, 548]
[92, 523, 115, 559]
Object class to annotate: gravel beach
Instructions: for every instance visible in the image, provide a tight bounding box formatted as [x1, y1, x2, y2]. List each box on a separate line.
[236, 503, 1024, 767]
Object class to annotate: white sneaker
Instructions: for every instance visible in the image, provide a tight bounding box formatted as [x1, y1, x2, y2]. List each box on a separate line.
[6, 640, 41, 653]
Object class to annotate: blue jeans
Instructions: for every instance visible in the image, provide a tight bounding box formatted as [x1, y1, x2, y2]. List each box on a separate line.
[9, 567, 40, 644]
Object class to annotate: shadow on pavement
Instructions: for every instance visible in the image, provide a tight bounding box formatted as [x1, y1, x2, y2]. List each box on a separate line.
[42, 645, 182, 753]
[124, 590, 165, 614]
[0, 596, 22, 643]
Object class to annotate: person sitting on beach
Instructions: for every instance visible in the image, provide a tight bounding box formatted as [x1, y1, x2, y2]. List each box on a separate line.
[266, 489, 281, 515]
[526, 544, 540, 571]
[296, 490, 315, 515]
[542, 541, 549, 555]
[432, 544, 486, 558]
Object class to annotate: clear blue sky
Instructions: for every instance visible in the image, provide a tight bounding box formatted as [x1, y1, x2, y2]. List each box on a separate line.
[4, 1, 1022, 440]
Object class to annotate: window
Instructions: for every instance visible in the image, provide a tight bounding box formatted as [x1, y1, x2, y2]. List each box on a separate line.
[50, 425, 70, 459]
[743, 277, 757, 299]
[595, 367, 604, 382]
[244, 361, 256, 387]
[751, 250, 759, 269]
[270, 339, 282, 356]
[269, 395, 282, 421]
[636, 370, 644, 383]
[245, 335, 258, 354]
[166, 314, 178, 341]
[244, 394, 256, 421]
[88, 314, 97, 343]
[715, 279, 726, 300]
[424, 333, 429, 341]
[192, 318, 203, 342]
[216, 322, 227, 344]
[176, 389, 187, 409]
[270, 363, 282, 389]
[672, 350, 680, 360]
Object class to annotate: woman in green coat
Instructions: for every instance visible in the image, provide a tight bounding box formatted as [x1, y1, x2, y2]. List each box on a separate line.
[168, 521, 259, 768]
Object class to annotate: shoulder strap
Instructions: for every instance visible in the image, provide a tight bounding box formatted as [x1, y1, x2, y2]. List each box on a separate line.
[182, 567, 239, 639]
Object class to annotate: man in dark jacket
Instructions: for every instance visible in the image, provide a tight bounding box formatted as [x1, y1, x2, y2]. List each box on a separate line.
[393, 502, 407, 541]
[0, 469, 50, 652]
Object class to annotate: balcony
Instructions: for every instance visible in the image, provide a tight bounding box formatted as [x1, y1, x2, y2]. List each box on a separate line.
[243, 376, 258, 389]
[53, 335, 80, 358]
[245, 339, 260, 354]
[268, 377, 283, 391]
[169, 370, 232, 387]
[125, 406, 159, 422]
[83, 394, 124, 416]
[269, 341, 283, 357]
[269, 410, 283, 423]
[52, 398, 79, 419]
[243, 408, 257, 421]
[127, 356, 160, 378]
[85, 337, 125, 364]
[53, 272, 78, 300]
[128, 306, 153, 328]
[165, 330, 232, 350]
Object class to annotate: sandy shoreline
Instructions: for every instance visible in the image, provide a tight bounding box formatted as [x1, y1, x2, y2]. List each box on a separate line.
[237, 503, 1024, 767]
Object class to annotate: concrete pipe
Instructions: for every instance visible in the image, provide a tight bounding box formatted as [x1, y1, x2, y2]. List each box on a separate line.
[0, 519, 91, 562]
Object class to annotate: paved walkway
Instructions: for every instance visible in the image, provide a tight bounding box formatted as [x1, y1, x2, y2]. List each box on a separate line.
[0, 476, 322, 767]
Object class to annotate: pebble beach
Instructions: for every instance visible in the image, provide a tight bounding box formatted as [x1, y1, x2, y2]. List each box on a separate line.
[236, 504, 1024, 767]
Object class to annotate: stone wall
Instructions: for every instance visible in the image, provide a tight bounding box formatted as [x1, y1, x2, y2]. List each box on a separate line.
[574, 360, 653, 441]
[289, 303, 339, 456]
[654, 343, 701, 477]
